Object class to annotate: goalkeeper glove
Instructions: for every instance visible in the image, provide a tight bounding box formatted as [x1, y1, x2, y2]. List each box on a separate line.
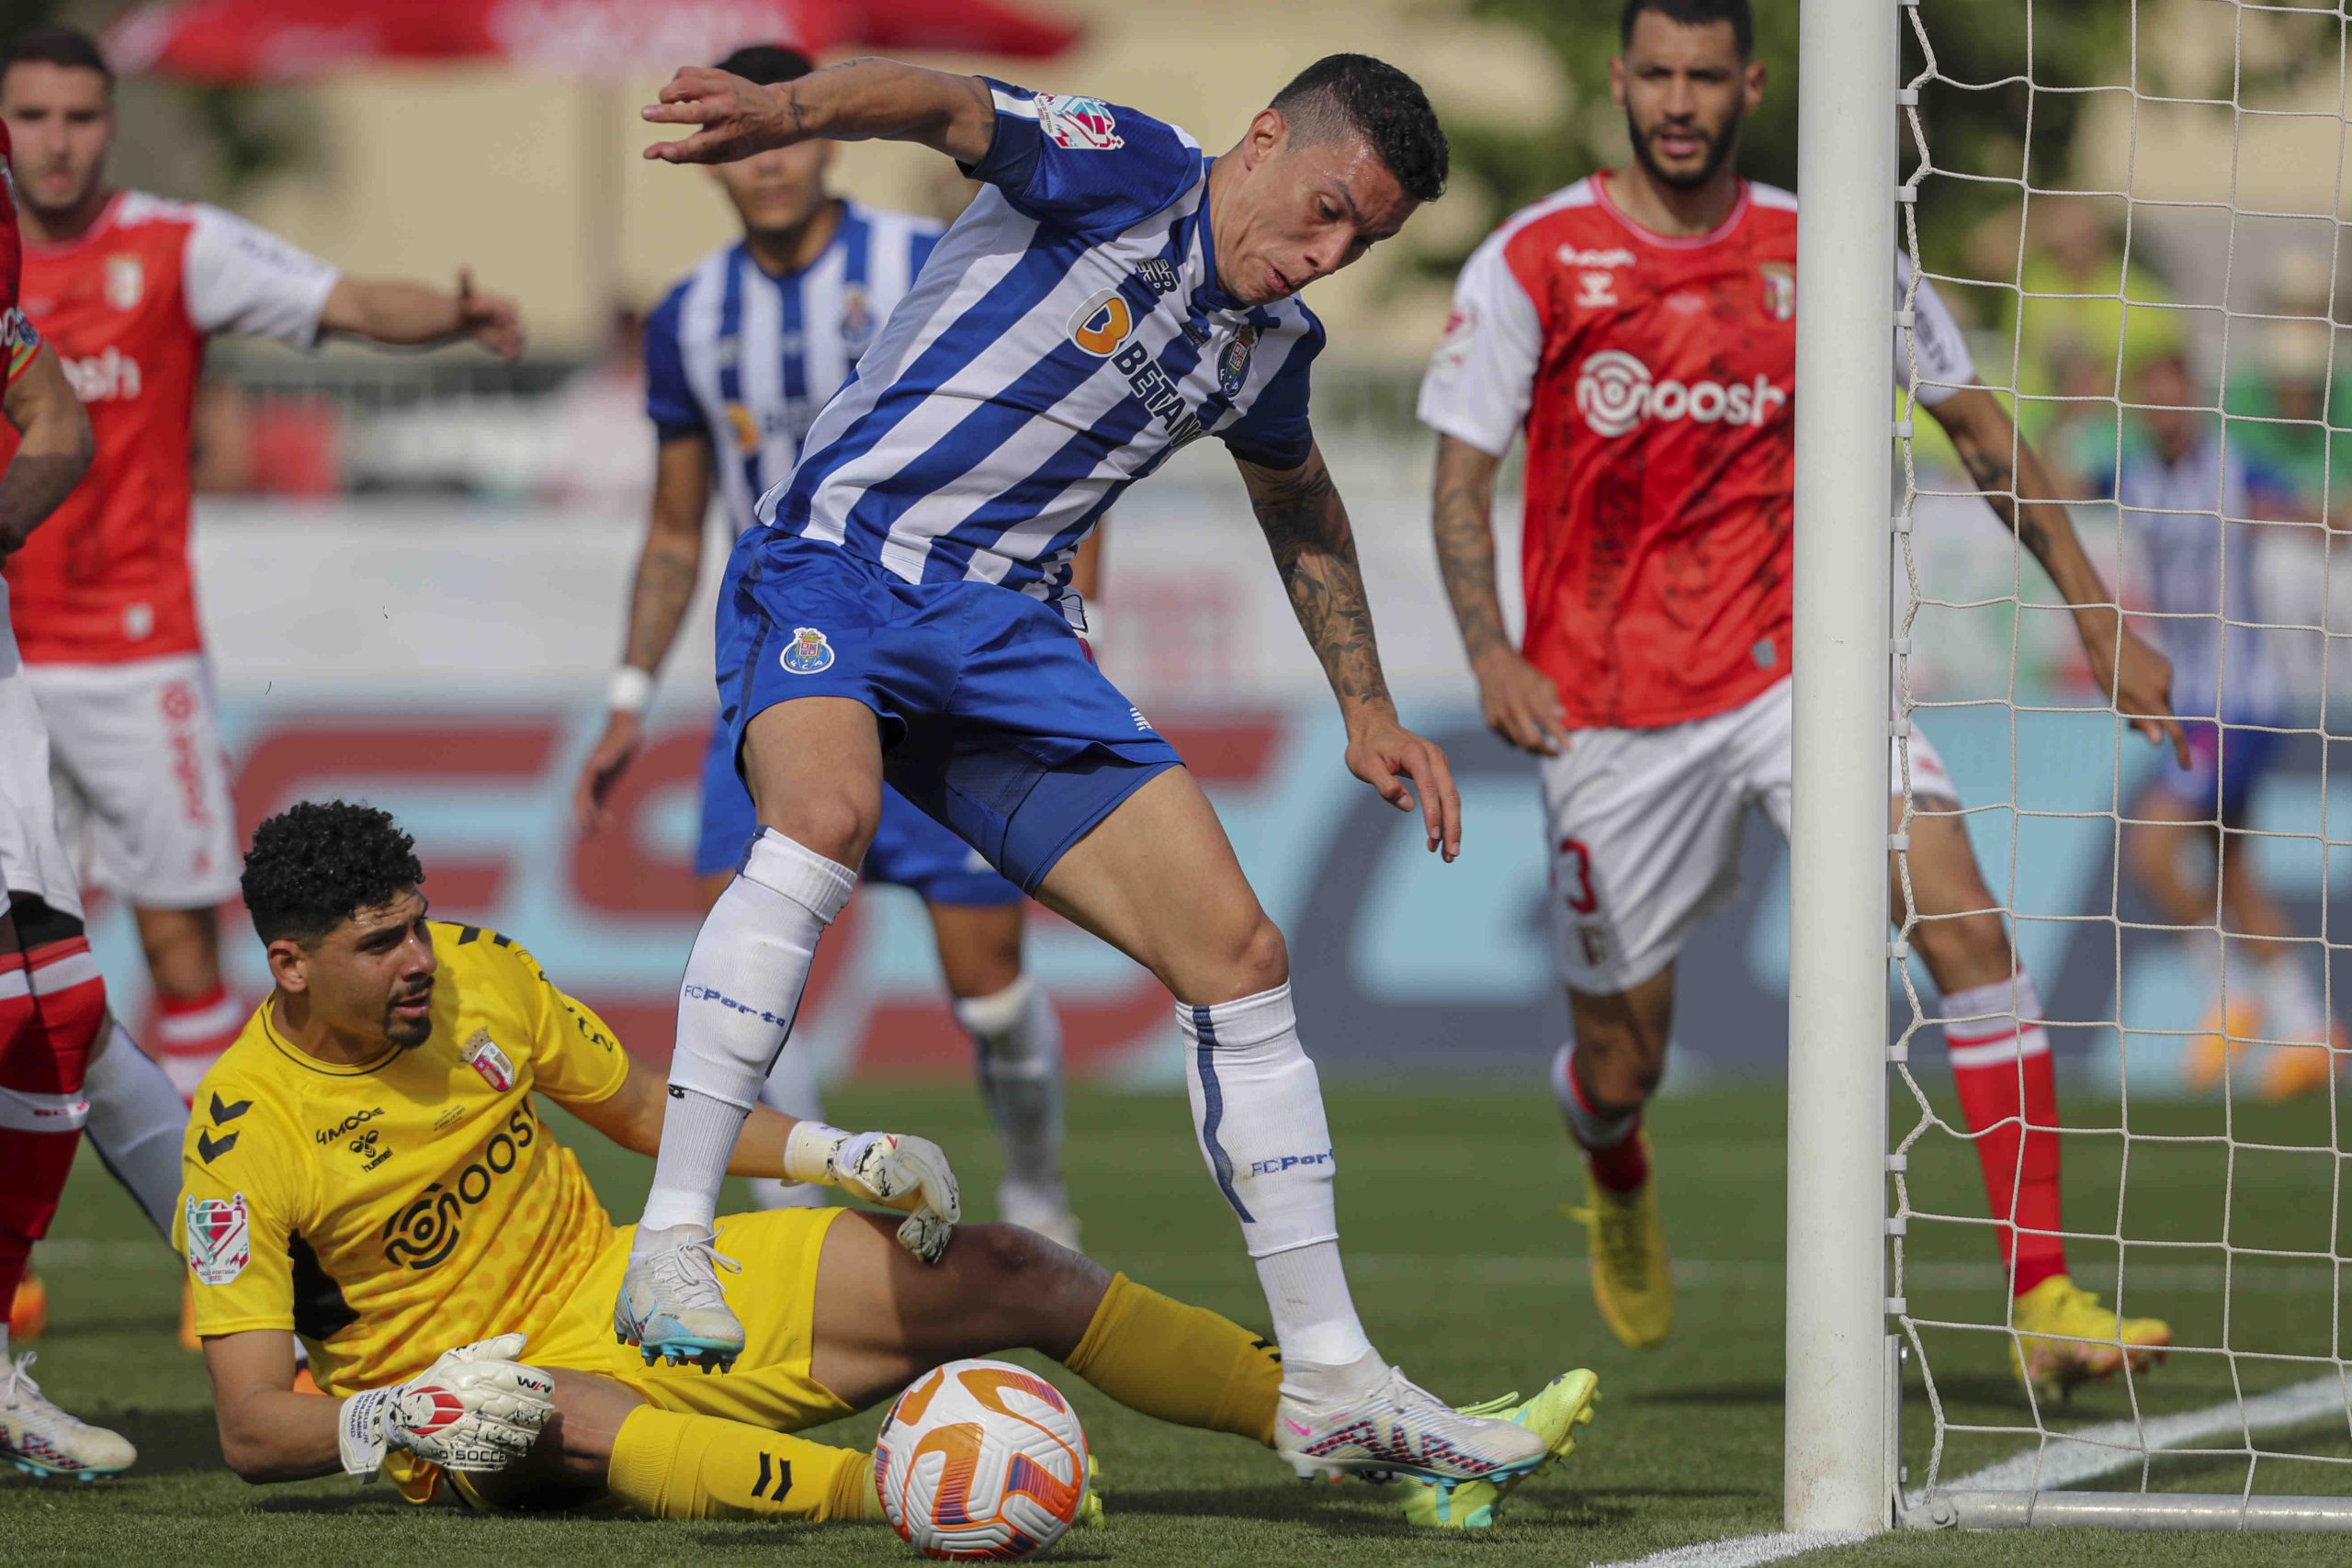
[338, 1332, 555, 1476]
[785, 1122, 961, 1264]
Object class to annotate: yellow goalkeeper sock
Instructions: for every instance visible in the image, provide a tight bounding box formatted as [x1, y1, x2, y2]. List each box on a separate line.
[1063, 1272, 1283, 1446]
[607, 1405, 879, 1522]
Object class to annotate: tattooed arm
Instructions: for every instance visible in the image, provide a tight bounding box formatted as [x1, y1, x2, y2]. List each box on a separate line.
[1238, 443, 1464, 859]
[574, 433, 715, 829]
[1929, 385, 2188, 764]
[1432, 434, 1565, 754]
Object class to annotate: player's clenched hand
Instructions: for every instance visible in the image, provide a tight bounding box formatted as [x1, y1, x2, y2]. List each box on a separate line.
[574, 711, 643, 832]
[1344, 711, 1463, 863]
[1472, 647, 1568, 757]
[2085, 616, 2190, 769]
[643, 67, 801, 164]
[338, 1333, 553, 1476]
[785, 1122, 962, 1264]
[456, 268, 524, 361]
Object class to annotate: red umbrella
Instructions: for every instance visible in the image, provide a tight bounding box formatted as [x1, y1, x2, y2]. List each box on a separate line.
[108, 0, 1081, 84]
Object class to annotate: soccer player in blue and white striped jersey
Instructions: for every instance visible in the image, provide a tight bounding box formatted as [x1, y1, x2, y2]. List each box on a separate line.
[574, 45, 1081, 1252]
[616, 53, 1570, 1491]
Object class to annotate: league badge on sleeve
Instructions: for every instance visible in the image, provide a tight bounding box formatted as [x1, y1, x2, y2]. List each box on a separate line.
[781, 626, 837, 674]
[461, 1030, 516, 1093]
[186, 1192, 252, 1285]
[1033, 94, 1124, 152]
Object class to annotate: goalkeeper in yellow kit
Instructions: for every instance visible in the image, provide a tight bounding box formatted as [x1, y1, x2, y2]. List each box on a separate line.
[177, 800, 1595, 1528]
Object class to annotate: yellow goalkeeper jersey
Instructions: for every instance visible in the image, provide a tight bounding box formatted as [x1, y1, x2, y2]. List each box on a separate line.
[175, 922, 628, 1398]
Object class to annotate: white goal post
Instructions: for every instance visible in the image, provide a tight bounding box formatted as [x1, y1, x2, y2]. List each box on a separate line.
[1790, 0, 2352, 1537]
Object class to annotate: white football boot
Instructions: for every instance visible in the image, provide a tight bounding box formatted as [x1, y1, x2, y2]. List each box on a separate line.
[1274, 1362, 1549, 1486]
[0, 1353, 136, 1480]
[614, 1226, 743, 1371]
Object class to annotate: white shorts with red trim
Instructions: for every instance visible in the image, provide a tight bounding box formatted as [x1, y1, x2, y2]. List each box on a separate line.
[0, 633, 82, 923]
[1536, 675, 1956, 995]
[26, 653, 241, 909]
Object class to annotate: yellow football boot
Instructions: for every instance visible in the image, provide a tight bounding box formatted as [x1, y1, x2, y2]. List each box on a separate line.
[1397, 1371, 1601, 1529]
[1567, 1137, 1671, 1350]
[2009, 1275, 2170, 1398]
[2184, 996, 2263, 1092]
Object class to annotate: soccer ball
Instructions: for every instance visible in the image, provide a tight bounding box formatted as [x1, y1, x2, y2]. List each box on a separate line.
[873, 1358, 1090, 1561]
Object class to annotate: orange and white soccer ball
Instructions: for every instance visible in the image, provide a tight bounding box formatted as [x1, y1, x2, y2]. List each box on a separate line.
[874, 1358, 1090, 1561]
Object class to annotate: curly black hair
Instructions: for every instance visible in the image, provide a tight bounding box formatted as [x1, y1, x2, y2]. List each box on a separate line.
[1269, 54, 1448, 206]
[241, 800, 424, 944]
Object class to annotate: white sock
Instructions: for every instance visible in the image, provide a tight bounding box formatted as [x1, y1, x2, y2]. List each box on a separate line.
[1551, 1040, 1635, 1150]
[747, 1026, 831, 1212]
[1176, 984, 1375, 1378]
[2258, 947, 2330, 1043]
[639, 829, 854, 1244]
[956, 974, 1068, 1216]
[83, 1021, 188, 1240]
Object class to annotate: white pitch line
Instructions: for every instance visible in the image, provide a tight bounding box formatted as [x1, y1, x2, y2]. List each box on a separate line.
[1940, 1373, 2349, 1494]
[1589, 1528, 1870, 1568]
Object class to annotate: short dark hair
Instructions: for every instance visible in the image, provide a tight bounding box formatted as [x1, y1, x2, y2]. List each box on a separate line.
[1621, 0, 1754, 56]
[716, 43, 816, 87]
[1270, 54, 1448, 206]
[0, 26, 114, 89]
[242, 801, 424, 945]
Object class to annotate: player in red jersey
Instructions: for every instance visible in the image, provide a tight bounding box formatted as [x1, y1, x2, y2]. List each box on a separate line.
[0, 25, 521, 1348]
[0, 112, 141, 1478]
[0, 29, 518, 1085]
[1421, 0, 2186, 1397]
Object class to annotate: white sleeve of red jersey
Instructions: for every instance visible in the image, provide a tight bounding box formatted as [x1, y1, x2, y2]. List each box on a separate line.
[1417, 231, 1543, 458]
[1894, 250, 1973, 407]
[182, 204, 341, 347]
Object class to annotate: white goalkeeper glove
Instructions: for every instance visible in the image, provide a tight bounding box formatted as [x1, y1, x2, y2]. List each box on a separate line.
[785, 1122, 961, 1264]
[338, 1332, 555, 1477]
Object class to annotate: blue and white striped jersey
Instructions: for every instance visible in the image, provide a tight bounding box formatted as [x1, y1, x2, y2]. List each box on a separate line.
[754, 81, 1326, 619]
[645, 199, 943, 531]
[2117, 436, 2284, 721]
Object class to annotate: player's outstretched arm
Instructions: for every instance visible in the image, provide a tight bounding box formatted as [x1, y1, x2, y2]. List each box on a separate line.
[643, 58, 995, 167]
[204, 1327, 554, 1483]
[0, 340, 93, 557]
[1431, 433, 1566, 756]
[317, 267, 524, 359]
[577, 433, 714, 830]
[1239, 443, 1463, 861]
[562, 1052, 962, 1262]
[1928, 384, 2189, 767]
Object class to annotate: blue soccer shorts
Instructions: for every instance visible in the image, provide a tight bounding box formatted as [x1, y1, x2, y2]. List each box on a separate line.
[694, 724, 1023, 906]
[2152, 712, 2283, 822]
[713, 532, 1181, 895]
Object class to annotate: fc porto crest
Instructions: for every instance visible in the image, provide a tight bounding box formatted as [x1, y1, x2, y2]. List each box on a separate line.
[782, 626, 836, 674]
[841, 284, 875, 350]
[1217, 325, 1258, 399]
[461, 1029, 515, 1093]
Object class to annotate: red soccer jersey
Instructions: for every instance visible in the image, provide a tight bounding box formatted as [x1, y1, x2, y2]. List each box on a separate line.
[0, 191, 337, 663]
[1419, 175, 1973, 729]
[0, 124, 34, 388]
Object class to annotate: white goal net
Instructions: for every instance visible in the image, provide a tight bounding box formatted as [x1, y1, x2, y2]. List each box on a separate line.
[1883, 0, 2352, 1532]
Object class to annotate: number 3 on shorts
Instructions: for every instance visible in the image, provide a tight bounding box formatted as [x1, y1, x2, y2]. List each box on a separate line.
[1556, 837, 1599, 916]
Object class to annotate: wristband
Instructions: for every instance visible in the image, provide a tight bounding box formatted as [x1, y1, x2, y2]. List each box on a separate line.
[783, 1120, 851, 1186]
[338, 1388, 390, 1477]
[606, 666, 654, 716]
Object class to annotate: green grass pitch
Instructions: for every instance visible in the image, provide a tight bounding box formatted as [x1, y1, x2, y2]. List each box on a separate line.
[6, 1083, 2351, 1565]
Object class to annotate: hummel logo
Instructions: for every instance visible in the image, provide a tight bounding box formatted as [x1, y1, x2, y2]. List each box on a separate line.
[198, 1129, 239, 1164]
[209, 1093, 251, 1123]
